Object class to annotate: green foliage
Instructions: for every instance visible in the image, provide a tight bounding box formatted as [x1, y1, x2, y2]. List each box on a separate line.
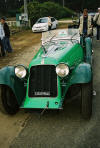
[20, 1, 74, 25]
[0, 0, 100, 17]
[40, 2, 74, 18]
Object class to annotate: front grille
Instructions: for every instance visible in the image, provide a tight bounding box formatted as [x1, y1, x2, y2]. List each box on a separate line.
[29, 65, 57, 97]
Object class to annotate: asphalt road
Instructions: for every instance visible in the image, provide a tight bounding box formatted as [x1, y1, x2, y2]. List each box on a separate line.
[9, 38, 100, 148]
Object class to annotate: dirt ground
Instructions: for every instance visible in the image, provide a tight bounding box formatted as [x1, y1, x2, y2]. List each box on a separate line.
[0, 30, 41, 68]
[0, 28, 100, 148]
[10, 38, 100, 148]
[0, 30, 41, 148]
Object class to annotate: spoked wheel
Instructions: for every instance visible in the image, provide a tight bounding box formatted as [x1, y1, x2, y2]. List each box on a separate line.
[0, 85, 19, 115]
[81, 81, 92, 119]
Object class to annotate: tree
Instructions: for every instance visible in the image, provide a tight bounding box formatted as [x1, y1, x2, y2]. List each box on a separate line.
[0, 0, 100, 17]
[20, 1, 74, 25]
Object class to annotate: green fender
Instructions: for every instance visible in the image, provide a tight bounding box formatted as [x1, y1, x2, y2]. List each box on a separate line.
[69, 63, 92, 85]
[0, 66, 26, 105]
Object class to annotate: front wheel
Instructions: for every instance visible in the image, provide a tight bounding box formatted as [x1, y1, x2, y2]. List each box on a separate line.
[0, 85, 19, 115]
[81, 82, 92, 119]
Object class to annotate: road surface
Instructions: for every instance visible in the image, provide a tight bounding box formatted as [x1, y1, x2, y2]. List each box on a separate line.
[0, 30, 100, 148]
[10, 39, 100, 148]
[0, 31, 41, 148]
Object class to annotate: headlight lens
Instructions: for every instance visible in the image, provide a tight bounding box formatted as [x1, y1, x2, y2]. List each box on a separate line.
[15, 65, 27, 78]
[56, 63, 69, 77]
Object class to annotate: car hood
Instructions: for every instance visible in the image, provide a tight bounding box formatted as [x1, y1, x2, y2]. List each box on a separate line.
[29, 43, 84, 68]
[33, 23, 48, 28]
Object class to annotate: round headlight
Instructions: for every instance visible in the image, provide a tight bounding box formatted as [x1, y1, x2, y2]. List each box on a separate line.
[56, 63, 69, 77]
[15, 65, 27, 79]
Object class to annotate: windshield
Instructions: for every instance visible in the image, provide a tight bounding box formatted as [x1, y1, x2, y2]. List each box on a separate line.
[42, 29, 80, 45]
[41, 29, 80, 54]
[37, 18, 48, 23]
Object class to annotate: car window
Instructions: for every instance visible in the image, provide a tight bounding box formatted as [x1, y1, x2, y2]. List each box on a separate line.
[37, 18, 48, 23]
[51, 18, 55, 22]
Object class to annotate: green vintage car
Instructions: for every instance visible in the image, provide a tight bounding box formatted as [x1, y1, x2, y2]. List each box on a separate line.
[0, 29, 93, 119]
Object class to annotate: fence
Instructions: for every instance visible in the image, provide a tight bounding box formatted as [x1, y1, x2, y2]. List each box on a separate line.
[7, 21, 17, 27]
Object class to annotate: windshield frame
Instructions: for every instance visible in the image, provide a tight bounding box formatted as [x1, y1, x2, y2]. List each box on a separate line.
[42, 29, 80, 45]
[36, 18, 48, 24]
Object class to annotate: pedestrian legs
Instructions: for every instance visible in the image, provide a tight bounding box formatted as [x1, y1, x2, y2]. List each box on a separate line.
[4, 37, 13, 53]
[0, 39, 6, 56]
[97, 25, 100, 40]
[85, 37, 92, 64]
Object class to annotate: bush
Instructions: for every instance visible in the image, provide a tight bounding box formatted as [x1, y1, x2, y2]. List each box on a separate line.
[20, 1, 74, 26]
[40, 2, 74, 19]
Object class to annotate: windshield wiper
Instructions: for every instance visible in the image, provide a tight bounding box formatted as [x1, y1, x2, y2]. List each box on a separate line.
[42, 45, 46, 54]
[71, 33, 78, 40]
[70, 33, 79, 43]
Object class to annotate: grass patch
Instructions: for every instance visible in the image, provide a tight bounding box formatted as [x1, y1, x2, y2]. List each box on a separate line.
[59, 18, 72, 21]
[59, 17, 78, 21]
[57, 23, 68, 29]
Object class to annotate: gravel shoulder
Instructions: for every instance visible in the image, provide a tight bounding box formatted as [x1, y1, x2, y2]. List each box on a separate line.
[0, 30, 41, 148]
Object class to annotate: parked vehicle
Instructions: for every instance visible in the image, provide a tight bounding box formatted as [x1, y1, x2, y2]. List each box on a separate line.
[32, 17, 58, 32]
[88, 12, 96, 17]
[0, 29, 93, 119]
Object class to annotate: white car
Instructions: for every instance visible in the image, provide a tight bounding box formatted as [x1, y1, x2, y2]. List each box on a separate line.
[32, 17, 58, 32]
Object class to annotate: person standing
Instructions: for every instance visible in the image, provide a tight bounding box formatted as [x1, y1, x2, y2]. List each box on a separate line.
[0, 17, 13, 53]
[48, 16, 52, 31]
[79, 9, 93, 64]
[93, 8, 100, 40]
[79, 9, 93, 36]
[0, 22, 5, 56]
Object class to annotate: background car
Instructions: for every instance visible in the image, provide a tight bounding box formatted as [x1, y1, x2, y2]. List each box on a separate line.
[32, 17, 58, 32]
[88, 12, 96, 17]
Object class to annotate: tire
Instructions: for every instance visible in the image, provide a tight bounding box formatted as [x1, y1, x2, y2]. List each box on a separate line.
[0, 85, 19, 115]
[81, 82, 92, 119]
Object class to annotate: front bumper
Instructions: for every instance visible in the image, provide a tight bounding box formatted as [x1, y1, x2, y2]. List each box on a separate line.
[32, 27, 48, 32]
[20, 96, 62, 109]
